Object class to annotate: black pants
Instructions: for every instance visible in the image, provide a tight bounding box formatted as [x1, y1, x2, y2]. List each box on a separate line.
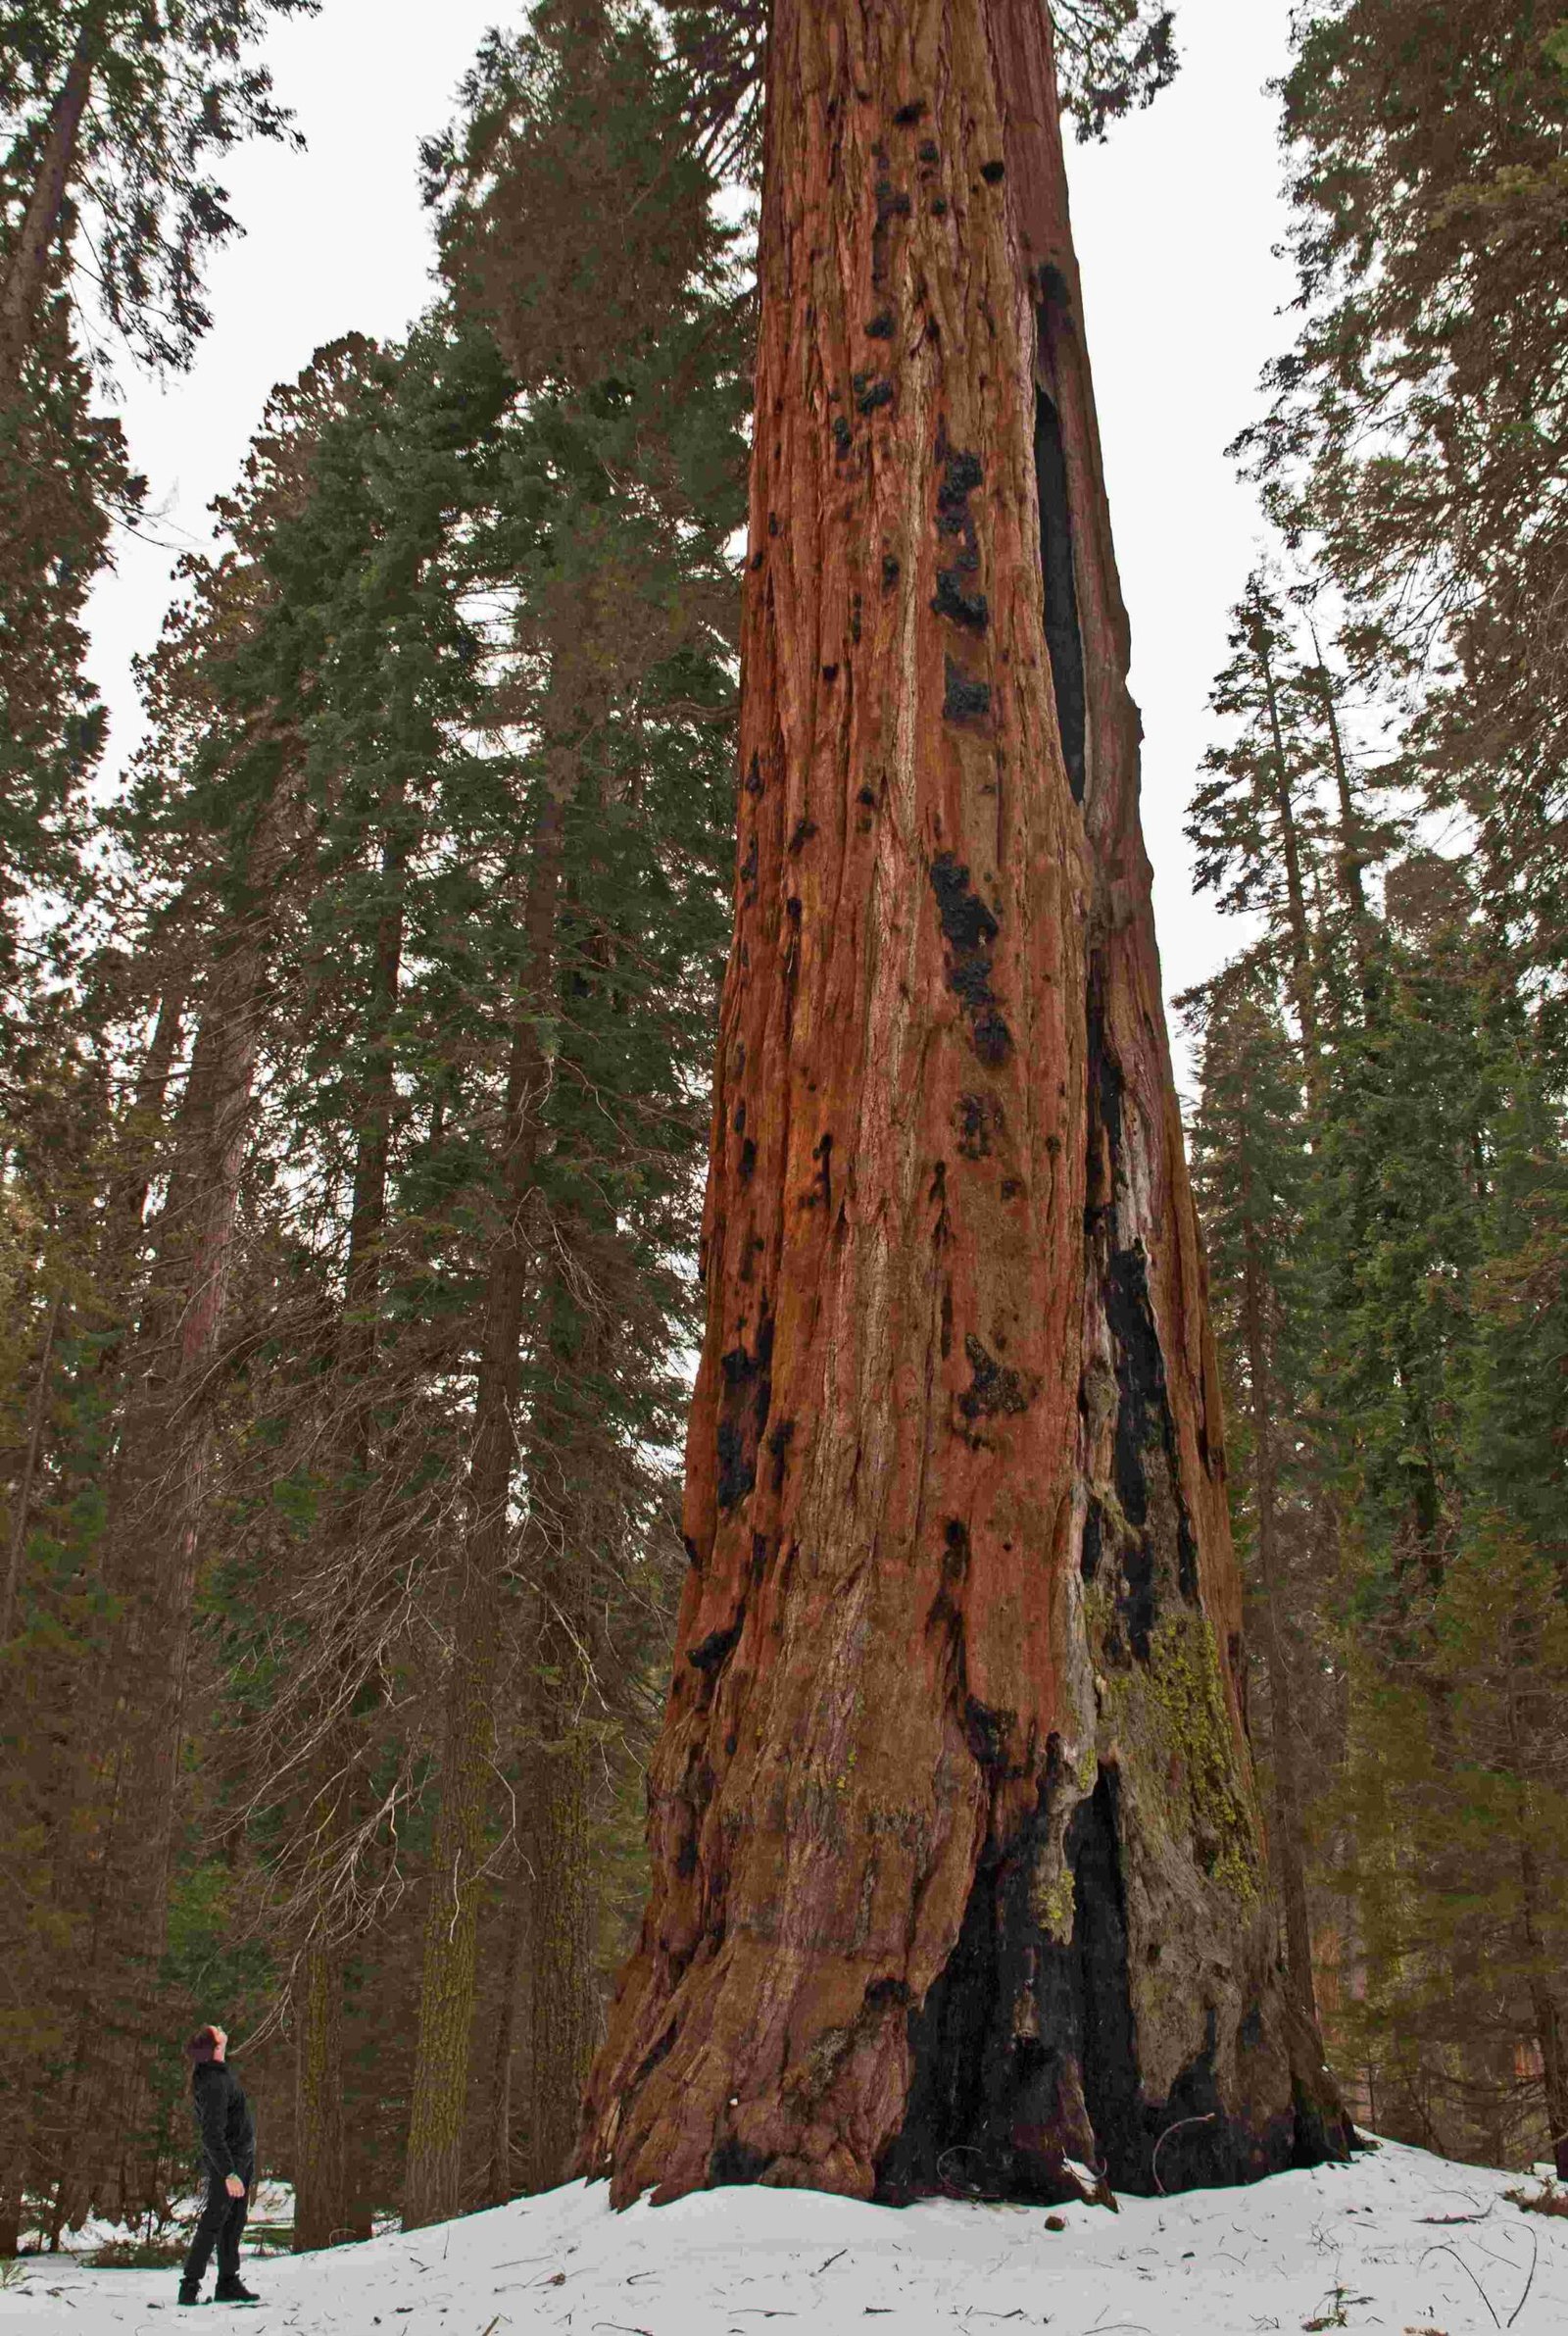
[181, 2171, 250, 2289]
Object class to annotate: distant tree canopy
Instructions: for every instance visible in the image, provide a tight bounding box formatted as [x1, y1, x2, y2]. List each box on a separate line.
[0, 0, 318, 380]
[1188, 0, 1568, 2179]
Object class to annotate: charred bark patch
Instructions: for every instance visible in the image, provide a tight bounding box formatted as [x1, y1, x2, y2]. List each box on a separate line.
[632, 2026, 677, 2089]
[930, 860, 995, 957]
[925, 1517, 970, 1645]
[716, 1315, 773, 1511]
[955, 1090, 1005, 1160]
[871, 158, 911, 287]
[1150, 2013, 1266, 2192]
[1081, 1497, 1103, 1583]
[864, 1975, 913, 2009]
[1033, 386, 1086, 805]
[811, 1130, 834, 1212]
[931, 569, 989, 630]
[935, 437, 985, 633]
[832, 414, 854, 459]
[715, 1422, 755, 1511]
[942, 659, 992, 727]
[957, 1333, 1038, 1428]
[688, 1611, 746, 1675]
[854, 373, 895, 414]
[963, 1695, 1014, 1771]
[936, 441, 984, 530]
[865, 309, 895, 337]
[1104, 1244, 1200, 1655]
[709, 2138, 771, 2186]
[1069, 1769, 1145, 2185]
[765, 1417, 795, 1489]
[929, 853, 1011, 1063]
[1084, 989, 1200, 1656]
[879, 1764, 1141, 2204]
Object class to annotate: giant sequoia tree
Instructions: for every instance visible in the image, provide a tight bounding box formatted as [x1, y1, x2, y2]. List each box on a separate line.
[577, 0, 1346, 2207]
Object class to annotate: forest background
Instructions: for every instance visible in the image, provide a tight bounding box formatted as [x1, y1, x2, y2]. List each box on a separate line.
[1, 0, 1565, 2257]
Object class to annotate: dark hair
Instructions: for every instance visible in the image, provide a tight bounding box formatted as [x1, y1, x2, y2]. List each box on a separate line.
[186, 2026, 220, 2064]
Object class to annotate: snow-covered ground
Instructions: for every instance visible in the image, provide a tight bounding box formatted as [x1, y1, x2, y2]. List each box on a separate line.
[4, 2141, 1563, 2336]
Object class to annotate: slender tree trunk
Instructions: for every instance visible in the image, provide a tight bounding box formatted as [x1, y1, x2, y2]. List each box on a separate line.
[1237, 1196, 1318, 2029]
[481, 1844, 530, 2207]
[1525, 1995, 1568, 2181]
[108, 974, 190, 1260]
[1313, 665, 1368, 934]
[1508, 1667, 1568, 2180]
[108, 935, 266, 1875]
[401, 781, 569, 2231]
[292, 821, 407, 2255]
[0, 2155, 21, 2258]
[1, 1289, 62, 1643]
[578, 0, 1345, 2209]
[292, 1944, 349, 2250]
[512, 1427, 599, 2194]
[1248, 589, 1322, 1094]
[0, 19, 94, 394]
[515, 1681, 595, 2194]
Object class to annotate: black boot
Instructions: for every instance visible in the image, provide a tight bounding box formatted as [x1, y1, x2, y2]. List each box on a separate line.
[177, 2282, 204, 2307]
[213, 2277, 259, 2306]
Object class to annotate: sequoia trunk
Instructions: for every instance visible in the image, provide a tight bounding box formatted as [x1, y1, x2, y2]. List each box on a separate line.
[0, 20, 94, 395]
[578, 0, 1345, 2207]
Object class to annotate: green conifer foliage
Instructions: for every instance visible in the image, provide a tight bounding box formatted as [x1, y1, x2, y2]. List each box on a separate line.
[0, 0, 318, 382]
[0, 290, 138, 988]
[1245, 1, 1568, 998]
[1186, 954, 1329, 2023]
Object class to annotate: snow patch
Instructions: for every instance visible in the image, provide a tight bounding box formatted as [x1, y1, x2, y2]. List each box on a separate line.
[2, 2140, 1564, 2335]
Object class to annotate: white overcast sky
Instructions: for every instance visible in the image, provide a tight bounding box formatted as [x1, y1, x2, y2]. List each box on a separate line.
[84, 0, 1294, 1080]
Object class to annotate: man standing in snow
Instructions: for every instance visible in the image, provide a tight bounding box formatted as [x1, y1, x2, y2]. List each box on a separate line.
[178, 2024, 260, 2307]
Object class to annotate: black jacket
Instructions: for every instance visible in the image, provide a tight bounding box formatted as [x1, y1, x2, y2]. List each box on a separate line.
[192, 2060, 255, 2182]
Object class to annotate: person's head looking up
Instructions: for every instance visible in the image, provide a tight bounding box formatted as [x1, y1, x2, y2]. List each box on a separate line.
[185, 2024, 229, 2065]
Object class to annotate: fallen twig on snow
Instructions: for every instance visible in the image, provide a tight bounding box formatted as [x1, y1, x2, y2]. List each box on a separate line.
[1418, 2243, 1499, 2329]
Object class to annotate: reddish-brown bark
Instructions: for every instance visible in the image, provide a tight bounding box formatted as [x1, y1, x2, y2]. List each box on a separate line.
[577, 0, 1346, 2209]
